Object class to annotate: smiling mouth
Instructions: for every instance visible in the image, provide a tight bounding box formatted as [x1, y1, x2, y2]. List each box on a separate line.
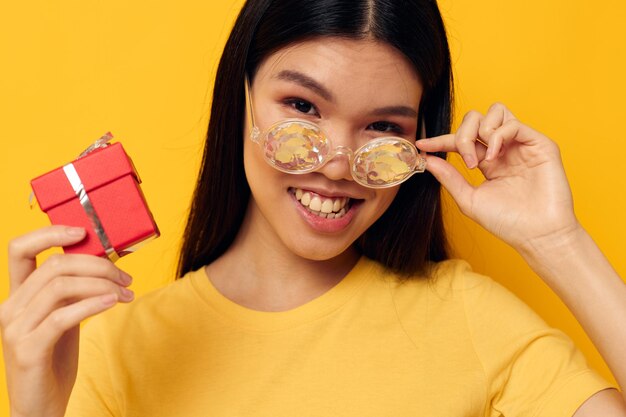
[290, 187, 354, 219]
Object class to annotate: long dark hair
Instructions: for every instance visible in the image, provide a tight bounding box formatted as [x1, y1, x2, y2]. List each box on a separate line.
[177, 0, 453, 278]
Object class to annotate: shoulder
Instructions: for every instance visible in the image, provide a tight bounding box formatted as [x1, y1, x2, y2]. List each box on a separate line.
[379, 257, 495, 302]
[376, 257, 548, 336]
[366, 258, 501, 340]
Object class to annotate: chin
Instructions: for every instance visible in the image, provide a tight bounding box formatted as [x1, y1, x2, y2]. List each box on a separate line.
[284, 234, 358, 262]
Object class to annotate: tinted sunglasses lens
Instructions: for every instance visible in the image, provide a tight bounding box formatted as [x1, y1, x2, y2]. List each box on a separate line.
[352, 138, 418, 187]
[264, 121, 329, 171]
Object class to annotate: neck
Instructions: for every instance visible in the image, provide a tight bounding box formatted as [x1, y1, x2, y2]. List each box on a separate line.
[205, 201, 360, 312]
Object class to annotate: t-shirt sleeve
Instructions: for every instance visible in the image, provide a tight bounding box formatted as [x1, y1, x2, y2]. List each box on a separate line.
[458, 264, 617, 417]
[65, 316, 119, 417]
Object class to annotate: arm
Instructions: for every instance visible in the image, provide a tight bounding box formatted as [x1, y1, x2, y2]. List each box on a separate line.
[522, 221, 626, 396]
[417, 103, 626, 415]
[522, 225, 626, 416]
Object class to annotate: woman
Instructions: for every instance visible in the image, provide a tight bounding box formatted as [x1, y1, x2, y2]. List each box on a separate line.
[2, 0, 625, 415]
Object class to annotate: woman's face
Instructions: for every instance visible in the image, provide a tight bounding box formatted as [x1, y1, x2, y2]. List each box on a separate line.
[244, 37, 423, 261]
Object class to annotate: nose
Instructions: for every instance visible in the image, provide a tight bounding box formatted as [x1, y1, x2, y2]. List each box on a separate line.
[317, 140, 354, 183]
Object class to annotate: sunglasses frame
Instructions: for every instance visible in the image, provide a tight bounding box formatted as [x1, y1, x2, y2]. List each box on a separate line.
[244, 77, 427, 189]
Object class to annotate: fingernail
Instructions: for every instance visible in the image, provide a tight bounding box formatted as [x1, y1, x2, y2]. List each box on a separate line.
[120, 271, 133, 285]
[66, 227, 85, 236]
[101, 293, 117, 306]
[462, 154, 476, 168]
[120, 287, 135, 301]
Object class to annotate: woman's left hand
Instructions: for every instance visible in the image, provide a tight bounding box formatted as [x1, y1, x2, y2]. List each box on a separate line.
[416, 103, 580, 254]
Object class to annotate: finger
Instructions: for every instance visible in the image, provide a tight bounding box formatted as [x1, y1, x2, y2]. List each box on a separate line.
[7, 254, 132, 320]
[424, 154, 475, 216]
[7, 226, 87, 292]
[479, 103, 517, 160]
[490, 118, 549, 151]
[416, 134, 487, 163]
[454, 110, 483, 169]
[14, 276, 133, 333]
[416, 134, 455, 151]
[29, 294, 120, 352]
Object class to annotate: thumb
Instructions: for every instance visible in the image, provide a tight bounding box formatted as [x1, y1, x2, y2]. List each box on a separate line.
[425, 155, 475, 215]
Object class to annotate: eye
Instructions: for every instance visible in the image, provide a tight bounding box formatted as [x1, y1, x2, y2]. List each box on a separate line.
[368, 121, 403, 134]
[285, 98, 319, 116]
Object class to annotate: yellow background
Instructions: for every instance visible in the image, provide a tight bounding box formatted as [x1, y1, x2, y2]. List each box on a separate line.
[1, 0, 624, 413]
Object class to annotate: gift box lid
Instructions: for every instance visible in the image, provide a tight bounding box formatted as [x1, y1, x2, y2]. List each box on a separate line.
[31, 143, 141, 212]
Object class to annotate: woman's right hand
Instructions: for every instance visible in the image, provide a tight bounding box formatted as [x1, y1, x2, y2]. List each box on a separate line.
[1, 226, 135, 417]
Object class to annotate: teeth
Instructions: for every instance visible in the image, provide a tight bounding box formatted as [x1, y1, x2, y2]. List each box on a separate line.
[321, 199, 334, 213]
[292, 188, 351, 219]
[307, 207, 345, 219]
[309, 196, 322, 211]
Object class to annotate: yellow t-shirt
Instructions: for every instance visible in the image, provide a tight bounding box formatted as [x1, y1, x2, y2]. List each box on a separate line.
[66, 257, 614, 416]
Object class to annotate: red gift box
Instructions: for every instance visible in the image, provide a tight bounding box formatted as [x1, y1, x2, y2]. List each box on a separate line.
[30, 137, 159, 261]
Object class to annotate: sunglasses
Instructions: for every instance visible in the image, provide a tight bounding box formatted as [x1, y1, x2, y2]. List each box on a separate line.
[245, 78, 427, 189]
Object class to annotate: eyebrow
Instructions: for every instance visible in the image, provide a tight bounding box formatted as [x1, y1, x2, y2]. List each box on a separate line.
[274, 69, 418, 119]
[370, 105, 418, 119]
[274, 70, 335, 102]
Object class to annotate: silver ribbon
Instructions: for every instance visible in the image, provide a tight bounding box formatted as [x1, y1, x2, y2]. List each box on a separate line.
[67, 132, 118, 261]
[62, 162, 120, 263]
[78, 132, 114, 159]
